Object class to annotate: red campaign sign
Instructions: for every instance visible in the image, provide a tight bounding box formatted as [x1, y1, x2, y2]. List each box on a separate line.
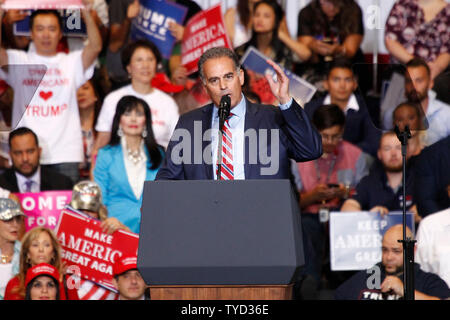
[181, 4, 233, 74]
[55, 208, 139, 291]
[2, 0, 83, 9]
[14, 190, 72, 232]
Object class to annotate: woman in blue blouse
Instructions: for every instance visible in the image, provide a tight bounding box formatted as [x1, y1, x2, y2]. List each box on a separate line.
[94, 95, 163, 233]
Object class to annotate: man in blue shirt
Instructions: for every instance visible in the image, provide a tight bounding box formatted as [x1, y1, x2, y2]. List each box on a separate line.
[341, 131, 418, 219]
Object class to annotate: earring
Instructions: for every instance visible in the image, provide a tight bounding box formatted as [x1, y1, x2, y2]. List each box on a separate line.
[118, 127, 124, 137]
[142, 128, 148, 138]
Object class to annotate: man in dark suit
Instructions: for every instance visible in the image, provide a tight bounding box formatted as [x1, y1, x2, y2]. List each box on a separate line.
[413, 136, 450, 217]
[0, 127, 73, 192]
[304, 58, 381, 157]
[156, 47, 322, 180]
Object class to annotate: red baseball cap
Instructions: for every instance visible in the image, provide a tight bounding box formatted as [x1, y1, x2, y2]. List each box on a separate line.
[114, 256, 138, 277]
[25, 263, 60, 287]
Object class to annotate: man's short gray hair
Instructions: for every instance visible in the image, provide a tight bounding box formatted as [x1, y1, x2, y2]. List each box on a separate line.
[198, 47, 241, 82]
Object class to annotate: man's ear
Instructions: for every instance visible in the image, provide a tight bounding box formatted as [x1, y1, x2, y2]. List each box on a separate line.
[323, 79, 329, 91]
[239, 68, 244, 86]
[352, 76, 358, 91]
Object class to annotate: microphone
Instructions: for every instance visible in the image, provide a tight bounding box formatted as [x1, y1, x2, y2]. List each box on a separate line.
[218, 95, 231, 125]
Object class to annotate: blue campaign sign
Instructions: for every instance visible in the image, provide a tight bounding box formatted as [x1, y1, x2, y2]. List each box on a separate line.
[14, 9, 87, 37]
[329, 211, 415, 271]
[131, 0, 187, 59]
[240, 46, 316, 106]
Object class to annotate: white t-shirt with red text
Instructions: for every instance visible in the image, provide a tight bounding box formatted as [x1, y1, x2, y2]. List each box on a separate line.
[5, 49, 95, 164]
[95, 84, 179, 149]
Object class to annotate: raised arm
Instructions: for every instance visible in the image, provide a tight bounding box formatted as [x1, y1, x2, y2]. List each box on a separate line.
[265, 59, 322, 161]
[108, 0, 139, 53]
[81, 0, 102, 71]
[278, 29, 311, 62]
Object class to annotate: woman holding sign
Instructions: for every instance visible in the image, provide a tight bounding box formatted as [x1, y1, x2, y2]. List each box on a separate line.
[93, 96, 163, 234]
[4, 227, 79, 300]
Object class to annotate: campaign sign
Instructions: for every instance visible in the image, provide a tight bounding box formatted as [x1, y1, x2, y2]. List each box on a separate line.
[55, 207, 139, 291]
[329, 211, 415, 271]
[131, 0, 187, 59]
[181, 4, 232, 74]
[240, 47, 317, 106]
[3, 0, 83, 9]
[14, 190, 72, 232]
[14, 9, 87, 37]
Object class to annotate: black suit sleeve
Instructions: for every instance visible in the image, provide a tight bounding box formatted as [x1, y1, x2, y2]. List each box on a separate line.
[155, 116, 187, 180]
[414, 152, 443, 217]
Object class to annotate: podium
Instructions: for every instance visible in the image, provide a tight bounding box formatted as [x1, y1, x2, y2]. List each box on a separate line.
[138, 180, 304, 300]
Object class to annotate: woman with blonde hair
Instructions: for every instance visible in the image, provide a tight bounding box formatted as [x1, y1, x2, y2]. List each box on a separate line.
[3, 227, 78, 300]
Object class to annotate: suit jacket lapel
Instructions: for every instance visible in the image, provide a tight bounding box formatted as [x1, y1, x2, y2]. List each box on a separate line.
[40, 167, 49, 191]
[244, 99, 259, 179]
[202, 104, 214, 180]
[6, 169, 20, 193]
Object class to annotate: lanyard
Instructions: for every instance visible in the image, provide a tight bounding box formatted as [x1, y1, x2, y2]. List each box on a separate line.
[314, 155, 337, 184]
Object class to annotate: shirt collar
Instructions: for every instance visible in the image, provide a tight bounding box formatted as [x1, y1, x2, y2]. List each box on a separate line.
[15, 166, 40, 190]
[212, 94, 246, 120]
[324, 93, 359, 113]
[425, 89, 439, 116]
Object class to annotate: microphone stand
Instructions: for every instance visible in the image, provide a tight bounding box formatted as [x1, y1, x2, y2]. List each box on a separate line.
[394, 125, 416, 300]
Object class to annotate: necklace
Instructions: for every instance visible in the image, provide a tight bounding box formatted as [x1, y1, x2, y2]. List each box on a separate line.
[127, 147, 144, 165]
[1, 254, 9, 264]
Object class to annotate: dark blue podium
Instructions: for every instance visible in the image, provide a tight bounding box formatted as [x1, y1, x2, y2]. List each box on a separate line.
[138, 179, 304, 299]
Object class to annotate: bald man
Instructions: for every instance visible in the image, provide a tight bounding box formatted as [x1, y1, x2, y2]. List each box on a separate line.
[334, 224, 450, 300]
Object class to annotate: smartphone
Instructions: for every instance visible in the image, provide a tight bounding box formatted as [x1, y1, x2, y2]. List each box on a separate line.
[327, 183, 339, 188]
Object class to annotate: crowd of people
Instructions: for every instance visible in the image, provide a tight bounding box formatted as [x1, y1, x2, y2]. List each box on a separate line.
[0, 0, 449, 300]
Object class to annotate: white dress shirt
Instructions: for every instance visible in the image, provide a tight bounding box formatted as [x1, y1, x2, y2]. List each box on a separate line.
[415, 207, 450, 287]
[323, 93, 360, 114]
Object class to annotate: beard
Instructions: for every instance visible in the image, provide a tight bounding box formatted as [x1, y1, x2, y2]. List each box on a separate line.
[382, 162, 402, 173]
[405, 88, 427, 104]
[385, 264, 404, 276]
[13, 163, 39, 178]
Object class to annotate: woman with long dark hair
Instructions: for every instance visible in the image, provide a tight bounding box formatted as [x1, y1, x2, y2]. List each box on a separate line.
[93, 95, 163, 234]
[235, 0, 310, 71]
[77, 76, 103, 180]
